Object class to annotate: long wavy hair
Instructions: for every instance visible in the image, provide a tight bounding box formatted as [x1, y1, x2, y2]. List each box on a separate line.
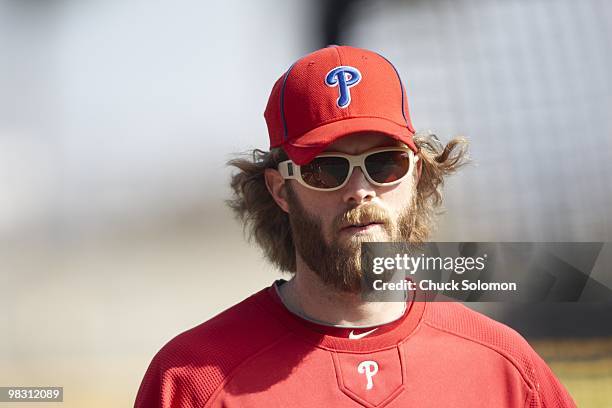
[226, 132, 469, 273]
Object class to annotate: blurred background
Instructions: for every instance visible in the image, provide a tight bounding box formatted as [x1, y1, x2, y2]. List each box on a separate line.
[1, 0, 611, 406]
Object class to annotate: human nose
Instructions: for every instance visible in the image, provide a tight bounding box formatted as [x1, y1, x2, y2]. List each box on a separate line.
[342, 166, 376, 204]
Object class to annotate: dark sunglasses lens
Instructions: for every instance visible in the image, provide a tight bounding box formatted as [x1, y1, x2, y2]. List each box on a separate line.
[300, 157, 350, 189]
[365, 150, 410, 183]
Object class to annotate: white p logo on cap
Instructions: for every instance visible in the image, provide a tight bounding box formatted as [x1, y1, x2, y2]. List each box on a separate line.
[325, 65, 362, 108]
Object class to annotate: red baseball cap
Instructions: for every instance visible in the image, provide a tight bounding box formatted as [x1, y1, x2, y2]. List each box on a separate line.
[264, 45, 417, 165]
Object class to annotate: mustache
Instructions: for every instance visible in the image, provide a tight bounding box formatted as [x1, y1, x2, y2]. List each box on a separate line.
[335, 204, 391, 230]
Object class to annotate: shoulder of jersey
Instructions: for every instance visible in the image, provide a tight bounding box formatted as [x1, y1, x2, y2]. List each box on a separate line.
[135, 288, 287, 407]
[422, 302, 542, 386]
[422, 302, 577, 407]
[165, 287, 285, 352]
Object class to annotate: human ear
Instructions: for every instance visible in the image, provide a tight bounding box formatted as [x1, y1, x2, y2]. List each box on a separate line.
[264, 168, 290, 213]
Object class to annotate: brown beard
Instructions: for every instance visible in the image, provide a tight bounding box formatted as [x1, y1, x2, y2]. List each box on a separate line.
[285, 185, 417, 293]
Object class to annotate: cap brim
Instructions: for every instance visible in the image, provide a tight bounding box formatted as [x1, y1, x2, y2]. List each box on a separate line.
[281, 117, 417, 165]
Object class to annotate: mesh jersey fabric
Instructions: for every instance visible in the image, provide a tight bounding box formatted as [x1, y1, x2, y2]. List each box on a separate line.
[134, 283, 576, 408]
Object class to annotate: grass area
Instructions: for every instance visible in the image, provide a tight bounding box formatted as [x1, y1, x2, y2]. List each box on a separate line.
[530, 337, 612, 407]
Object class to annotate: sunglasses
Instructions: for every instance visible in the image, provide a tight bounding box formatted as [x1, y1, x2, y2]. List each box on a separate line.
[278, 147, 418, 191]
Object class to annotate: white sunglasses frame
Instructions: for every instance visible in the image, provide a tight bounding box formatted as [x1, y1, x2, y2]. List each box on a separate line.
[278, 146, 419, 192]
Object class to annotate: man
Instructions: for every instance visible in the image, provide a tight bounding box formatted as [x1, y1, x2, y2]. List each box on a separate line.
[135, 46, 575, 407]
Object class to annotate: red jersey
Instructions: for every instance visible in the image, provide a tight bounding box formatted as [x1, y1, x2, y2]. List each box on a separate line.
[135, 282, 575, 407]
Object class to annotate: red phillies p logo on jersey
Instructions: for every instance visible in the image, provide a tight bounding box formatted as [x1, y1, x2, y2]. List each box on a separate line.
[357, 361, 379, 390]
[332, 348, 405, 406]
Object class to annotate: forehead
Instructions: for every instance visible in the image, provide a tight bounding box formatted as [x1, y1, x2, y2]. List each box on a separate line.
[324, 132, 404, 155]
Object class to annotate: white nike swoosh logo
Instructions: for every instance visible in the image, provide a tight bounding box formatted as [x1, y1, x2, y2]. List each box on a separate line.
[348, 328, 378, 340]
